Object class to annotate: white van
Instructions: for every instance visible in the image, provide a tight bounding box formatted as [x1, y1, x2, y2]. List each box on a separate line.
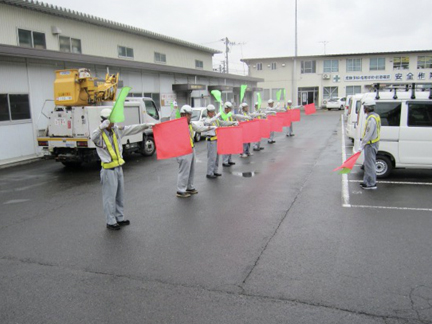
[345, 94, 364, 142]
[353, 87, 432, 178]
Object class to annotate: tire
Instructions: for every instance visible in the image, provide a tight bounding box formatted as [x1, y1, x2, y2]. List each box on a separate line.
[141, 136, 155, 156]
[339, 105, 343, 110]
[327, 108, 331, 111]
[61, 161, 82, 167]
[194, 132, 201, 142]
[376, 155, 393, 178]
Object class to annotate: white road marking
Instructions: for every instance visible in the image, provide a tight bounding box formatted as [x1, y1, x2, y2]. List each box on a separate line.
[4, 199, 30, 205]
[340, 115, 351, 207]
[349, 180, 432, 186]
[350, 205, 432, 212]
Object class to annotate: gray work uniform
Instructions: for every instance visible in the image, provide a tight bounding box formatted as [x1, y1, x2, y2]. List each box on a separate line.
[204, 116, 235, 176]
[265, 105, 282, 141]
[360, 112, 380, 187]
[177, 123, 210, 193]
[286, 105, 294, 135]
[91, 124, 151, 225]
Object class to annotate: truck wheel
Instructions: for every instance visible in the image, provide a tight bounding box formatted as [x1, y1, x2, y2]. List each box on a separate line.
[376, 155, 393, 178]
[194, 132, 201, 142]
[61, 161, 82, 167]
[340, 105, 343, 110]
[141, 136, 155, 156]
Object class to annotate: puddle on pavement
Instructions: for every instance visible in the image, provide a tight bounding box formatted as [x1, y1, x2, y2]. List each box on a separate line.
[231, 171, 259, 178]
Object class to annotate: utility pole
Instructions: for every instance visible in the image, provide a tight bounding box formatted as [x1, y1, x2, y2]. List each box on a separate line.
[292, 0, 298, 105]
[221, 38, 245, 74]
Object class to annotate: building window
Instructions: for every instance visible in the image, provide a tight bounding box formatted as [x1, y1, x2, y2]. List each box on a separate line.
[301, 60, 316, 73]
[393, 56, 409, 70]
[59, 36, 82, 53]
[256, 63, 262, 71]
[370, 58, 385, 71]
[323, 60, 338, 73]
[346, 59, 362, 72]
[417, 56, 432, 69]
[118, 46, 134, 59]
[0, 94, 31, 122]
[271, 62, 277, 70]
[323, 87, 338, 100]
[346, 86, 361, 96]
[195, 60, 203, 69]
[154, 52, 166, 63]
[262, 89, 270, 101]
[18, 29, 46, 49]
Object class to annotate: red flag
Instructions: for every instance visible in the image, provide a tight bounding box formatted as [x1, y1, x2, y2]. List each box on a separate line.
[277, 112, 291, 127]
[333, 152, 361, 174]
[240, 120, 261, 143]
[216, 126, 244, 154]
[258, 119, 271, 139]
[153, 118, 192, 160]
[304, 103, 317, 115]
[289, 109, 301, 122]
[268, 115, 283, 132]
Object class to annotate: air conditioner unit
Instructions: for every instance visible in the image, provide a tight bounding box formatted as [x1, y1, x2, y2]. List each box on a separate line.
[322, 74, 331, 80]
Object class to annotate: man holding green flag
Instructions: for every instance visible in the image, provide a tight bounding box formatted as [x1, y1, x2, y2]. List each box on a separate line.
[91, 87, 155, 230]
[169, 101, 180, 120]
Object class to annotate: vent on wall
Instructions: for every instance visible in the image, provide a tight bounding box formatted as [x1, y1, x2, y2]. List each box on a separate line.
[322, 74, 331, 80]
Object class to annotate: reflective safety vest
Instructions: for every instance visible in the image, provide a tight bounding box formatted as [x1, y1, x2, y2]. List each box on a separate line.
[363, 114, 381, 144]
[101, 130, 125, 169]
[243, 111, 250, 121]
[206, 119, 219, 141]
[188, 124, 195, 148]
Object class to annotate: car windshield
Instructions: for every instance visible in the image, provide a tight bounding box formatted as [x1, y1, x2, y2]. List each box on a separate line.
[191, 110, 201, 121]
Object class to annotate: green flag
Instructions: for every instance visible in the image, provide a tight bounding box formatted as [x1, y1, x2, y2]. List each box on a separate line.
[276, 89, 282, 102]
[257, 92, 262, 110]
[240, 84, 247, 103]
[211, 90, 223, 113]
[171, 102, 180, 119]
[109, 86, 131, 123]
[284, 89, 287, 101]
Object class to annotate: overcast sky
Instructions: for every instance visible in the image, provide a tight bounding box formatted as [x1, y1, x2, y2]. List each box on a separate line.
[46, 0, 432, 75]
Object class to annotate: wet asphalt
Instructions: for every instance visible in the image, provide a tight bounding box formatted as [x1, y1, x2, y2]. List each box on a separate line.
[1, 110, 432, 324]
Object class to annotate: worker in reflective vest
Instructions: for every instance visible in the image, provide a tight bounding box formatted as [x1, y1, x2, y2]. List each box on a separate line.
[169, 101, 180, 120]
[91, 108, 154, 230]
[203, 104, 237, 179]
[220, 102, 237, 167]
[358, 99, 381, 190]
[253, 102, 267, 151]
[236, 103, 255, 158]
[176, 105, 216, 198]
[286, 99, 295, 137]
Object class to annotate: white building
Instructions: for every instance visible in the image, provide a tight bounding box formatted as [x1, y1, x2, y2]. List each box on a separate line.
[0, 0, 262, 165]
[242, 50, 432, 106]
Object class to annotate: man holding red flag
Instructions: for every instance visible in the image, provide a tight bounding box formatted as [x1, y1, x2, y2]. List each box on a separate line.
[176, 105, 216, 197]
[203, 105, 237, 179]
[285, 99, 295, 137]
[91, 108, 155, 230]
[252, 102, 267, 151]
[220, 102, 237, 167]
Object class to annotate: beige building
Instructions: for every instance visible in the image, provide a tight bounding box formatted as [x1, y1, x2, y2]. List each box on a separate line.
[0, 0, 261, 165]
[242, 50, 432, 106]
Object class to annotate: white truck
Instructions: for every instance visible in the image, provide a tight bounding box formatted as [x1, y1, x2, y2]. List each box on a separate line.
[353, 83, 432, 177]
[37, 69, 160, 166]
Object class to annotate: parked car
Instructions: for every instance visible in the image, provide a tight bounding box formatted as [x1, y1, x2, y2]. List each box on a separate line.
[344, 95, 353, 117]
[191, 107, 211, 142]
[326, 97, 346, 110]
[345, 94, 364, 142]
[354, 89, 432, 178]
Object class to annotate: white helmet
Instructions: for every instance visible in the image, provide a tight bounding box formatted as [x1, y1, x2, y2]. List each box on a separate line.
[268, 99, 274, 104]
[287, 99, 292, 104]
[180, 105, 192, 114]
[100, 108, 112, 119]
[224, 101, 233, 109]
[207, 104, 216, 112]
[172, 101, 178, 107]
[241, 103, 249, 109]
[363, 99, 376, 107]
[254, 102, 259, 106]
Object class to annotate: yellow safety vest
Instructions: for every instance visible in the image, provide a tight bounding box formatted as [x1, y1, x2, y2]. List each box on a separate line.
[363, 114, 381, 144]
[243, 112, 250, 121]
[101, 130, 125, 169]
[189, 124, 195, 148]
[206, 119, 220, 141]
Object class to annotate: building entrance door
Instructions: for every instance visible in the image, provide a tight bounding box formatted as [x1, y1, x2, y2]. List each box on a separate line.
[298, 87, 319, 105]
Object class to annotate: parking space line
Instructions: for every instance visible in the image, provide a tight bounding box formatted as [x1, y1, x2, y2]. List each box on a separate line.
[350, 204, 432, 212]
[349, 180, 432, 186]
[340, 115, 351, 207]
